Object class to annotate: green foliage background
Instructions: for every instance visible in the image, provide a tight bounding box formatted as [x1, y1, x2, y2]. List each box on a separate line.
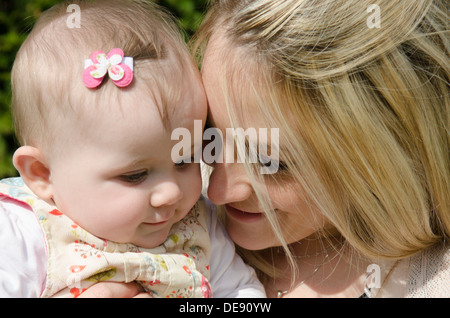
[0, 0, 206, 178]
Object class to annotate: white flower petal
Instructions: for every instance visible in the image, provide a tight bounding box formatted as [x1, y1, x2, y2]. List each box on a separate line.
[90, 64, 108, 78]
[108, 54, 123, 66]
[96, 53, 108, 64]
[108, 65, 125, 81]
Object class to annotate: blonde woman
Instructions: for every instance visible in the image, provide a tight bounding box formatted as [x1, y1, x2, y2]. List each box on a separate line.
[80, 0, 449, 298]
[193, 0, 449, 297]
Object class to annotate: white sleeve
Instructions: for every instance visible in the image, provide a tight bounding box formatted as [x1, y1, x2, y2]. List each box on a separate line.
[206, 200, 266, 298]
[0, 197, 47, 297]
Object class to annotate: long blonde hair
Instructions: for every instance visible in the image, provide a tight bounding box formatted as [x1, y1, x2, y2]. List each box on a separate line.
[193, 0, 449, 279]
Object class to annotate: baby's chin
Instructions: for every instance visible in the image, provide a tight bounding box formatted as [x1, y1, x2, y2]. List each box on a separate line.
[123, 211, 191, 249]
[131, 227, 174, 250]
[97, 226, 171, 250]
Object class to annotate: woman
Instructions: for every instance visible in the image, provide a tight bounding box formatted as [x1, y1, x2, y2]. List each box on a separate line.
[82, 0, 449, 297]
[193, 0, 449, 297]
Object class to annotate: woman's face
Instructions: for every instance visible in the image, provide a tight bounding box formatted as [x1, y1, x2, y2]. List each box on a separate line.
[201, 35, 327, 250]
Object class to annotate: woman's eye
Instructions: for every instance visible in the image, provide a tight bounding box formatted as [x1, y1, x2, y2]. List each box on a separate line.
[258, 154, 288, 174]
[119, 171, 148, 184]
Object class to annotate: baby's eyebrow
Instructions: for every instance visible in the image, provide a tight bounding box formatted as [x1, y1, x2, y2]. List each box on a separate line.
[112, 158, 153, 174]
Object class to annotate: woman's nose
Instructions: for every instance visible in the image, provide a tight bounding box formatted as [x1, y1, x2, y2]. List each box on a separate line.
[150, 181, 183, 208]
[207, 162, 253, 205]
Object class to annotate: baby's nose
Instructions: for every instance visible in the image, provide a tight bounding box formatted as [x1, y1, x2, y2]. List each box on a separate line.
[149, 181, 183, 208]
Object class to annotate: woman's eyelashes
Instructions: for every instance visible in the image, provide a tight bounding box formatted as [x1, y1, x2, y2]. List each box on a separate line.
[258, 154, 288, 175]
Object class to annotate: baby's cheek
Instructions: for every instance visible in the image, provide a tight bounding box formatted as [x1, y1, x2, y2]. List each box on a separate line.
[181, 167, 203, 204]
[88, 199, 143, 240]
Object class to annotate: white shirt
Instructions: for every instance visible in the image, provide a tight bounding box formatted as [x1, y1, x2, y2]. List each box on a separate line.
[0, 196, 265, 298]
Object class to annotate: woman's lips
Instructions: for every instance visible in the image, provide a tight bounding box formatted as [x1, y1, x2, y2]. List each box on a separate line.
[225, 204, 264, 222]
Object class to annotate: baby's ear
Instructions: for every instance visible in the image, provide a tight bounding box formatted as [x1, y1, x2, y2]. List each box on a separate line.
[13, 146, 53, 200]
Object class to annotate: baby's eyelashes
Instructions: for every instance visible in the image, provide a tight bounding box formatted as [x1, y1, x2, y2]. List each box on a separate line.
[119, 170, 148, 184]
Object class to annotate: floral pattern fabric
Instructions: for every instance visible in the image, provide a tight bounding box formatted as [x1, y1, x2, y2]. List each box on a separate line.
[0, 178, 211, 298]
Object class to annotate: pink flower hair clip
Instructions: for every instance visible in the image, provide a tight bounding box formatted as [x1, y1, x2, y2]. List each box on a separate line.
[83, 48, 133, 88]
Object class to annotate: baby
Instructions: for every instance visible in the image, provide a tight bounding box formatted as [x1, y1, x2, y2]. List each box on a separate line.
[0, 0, 265, 298]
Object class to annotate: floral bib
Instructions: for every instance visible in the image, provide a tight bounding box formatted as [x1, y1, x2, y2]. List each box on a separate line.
[0, 178, 211, 298]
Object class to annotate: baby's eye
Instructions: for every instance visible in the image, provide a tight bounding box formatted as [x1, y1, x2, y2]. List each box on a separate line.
[175, 156, 195, 168]
[119, 170, 148, 184]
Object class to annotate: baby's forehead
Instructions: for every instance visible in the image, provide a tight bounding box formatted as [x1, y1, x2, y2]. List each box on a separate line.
[77, 58, 206, 133]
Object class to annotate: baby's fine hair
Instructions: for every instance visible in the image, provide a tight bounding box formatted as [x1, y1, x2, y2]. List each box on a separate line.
[12, 0, 192, 149]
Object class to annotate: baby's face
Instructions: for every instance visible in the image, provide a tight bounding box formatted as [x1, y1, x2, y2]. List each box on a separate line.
[47, 72, 207, 248]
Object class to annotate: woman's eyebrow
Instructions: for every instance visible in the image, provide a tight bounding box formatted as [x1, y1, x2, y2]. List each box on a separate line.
[245, 139, 282, 156]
